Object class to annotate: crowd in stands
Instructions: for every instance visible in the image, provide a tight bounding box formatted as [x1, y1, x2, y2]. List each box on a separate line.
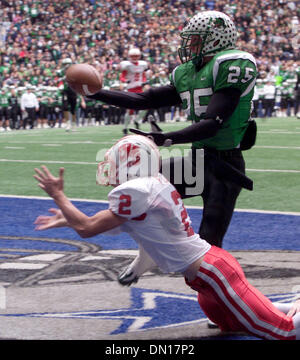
[0, 0, 299, 130]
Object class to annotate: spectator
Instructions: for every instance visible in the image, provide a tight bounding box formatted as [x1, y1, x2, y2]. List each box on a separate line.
[9, 87, 21, 129]
[20, 84, 39, 129]
[262, 80, 276, 117]
[0, 86, 10, 131]
[0, 0, 298, 128]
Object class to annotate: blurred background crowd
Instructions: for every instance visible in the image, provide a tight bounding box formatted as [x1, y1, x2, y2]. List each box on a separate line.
[0, 0, 299, 130]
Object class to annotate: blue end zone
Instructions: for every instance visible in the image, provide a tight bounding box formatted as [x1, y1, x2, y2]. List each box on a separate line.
[0, 197, 298, 341]
[1, 196, 299, 251]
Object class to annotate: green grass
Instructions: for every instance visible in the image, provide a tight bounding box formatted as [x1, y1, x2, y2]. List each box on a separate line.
[0, 117, 299, 212]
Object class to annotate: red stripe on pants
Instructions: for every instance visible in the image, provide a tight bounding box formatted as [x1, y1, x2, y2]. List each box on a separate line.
[186, 246, 295, 340]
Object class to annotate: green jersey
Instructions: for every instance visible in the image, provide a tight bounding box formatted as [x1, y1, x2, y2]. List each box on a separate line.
[281, 81, 295, 99]
[171, 49, 257, 150]
[0, 92, 10, 108]
[40, 90, 50, 105]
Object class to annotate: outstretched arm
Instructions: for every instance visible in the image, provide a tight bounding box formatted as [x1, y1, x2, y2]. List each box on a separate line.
[33, 166, 127, 237]
[34, 208, 68, 230]
[88, 84, 182, 110]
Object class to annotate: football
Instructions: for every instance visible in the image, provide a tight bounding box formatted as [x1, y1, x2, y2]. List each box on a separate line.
[65, 63, 102, 96]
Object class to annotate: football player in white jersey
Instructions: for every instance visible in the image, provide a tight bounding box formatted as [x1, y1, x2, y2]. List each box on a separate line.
[119, 48, 149, 134]
[33, 135, 300, 340]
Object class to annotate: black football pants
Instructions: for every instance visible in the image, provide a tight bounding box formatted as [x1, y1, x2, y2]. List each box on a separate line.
[160, 148, 245, 248]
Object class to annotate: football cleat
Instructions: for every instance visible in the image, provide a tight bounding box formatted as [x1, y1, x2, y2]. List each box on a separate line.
[207, 318, 219, 329]
[118, 268, 139, 286]
[149, 116, 162, 133]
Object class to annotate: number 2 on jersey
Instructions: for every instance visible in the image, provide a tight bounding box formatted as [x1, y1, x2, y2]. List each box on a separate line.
[171, 190, 194, 237]
[118, 194, 131, 215]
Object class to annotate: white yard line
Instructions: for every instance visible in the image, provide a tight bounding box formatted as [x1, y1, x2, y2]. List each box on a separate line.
[0, 159, 97, 165]
[2, 138, 300, 150]
[254, 146, 300, 150]
[259, 131, 300, 134]
[246, 168, 300, 173]
[4, 146, 25, 149]
[2, 142, 300, 150]
[1, 158, 299, 173]
[0, 140, 117, 145]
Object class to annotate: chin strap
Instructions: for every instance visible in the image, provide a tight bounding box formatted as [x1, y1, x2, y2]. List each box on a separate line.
[193, 55, 204, 70]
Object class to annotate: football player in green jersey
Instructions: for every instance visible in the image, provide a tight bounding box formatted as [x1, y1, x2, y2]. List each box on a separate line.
[0, 87, 11, 131]
[87, 11, 257, 248]
[295, 67, 300, 118]
[60, 58, 78, 131]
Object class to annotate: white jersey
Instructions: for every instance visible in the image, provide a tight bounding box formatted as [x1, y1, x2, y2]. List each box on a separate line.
[120, 60, 148, 90]
[108, 174, 211, 273]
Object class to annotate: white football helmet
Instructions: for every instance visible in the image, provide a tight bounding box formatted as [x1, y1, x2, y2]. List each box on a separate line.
[97, 135, 160, 186]
[128, 48, 141, 62]
[62, 58, 72, 65]
[178, 11, 237, 66]
[61, 57, 73, 72]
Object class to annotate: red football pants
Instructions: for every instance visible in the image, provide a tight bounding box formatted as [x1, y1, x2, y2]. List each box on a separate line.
[186, 246, 296, 340]
[128, 87, 143, 115]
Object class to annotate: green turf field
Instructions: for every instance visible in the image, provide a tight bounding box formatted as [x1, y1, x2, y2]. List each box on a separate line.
[0, 117, 299, 212]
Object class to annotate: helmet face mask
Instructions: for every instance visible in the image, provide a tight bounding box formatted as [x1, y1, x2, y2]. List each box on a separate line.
[61, 58, 73, 72]
[178, 11, 237, 66]
[96, 159, 115, 186]
[97, 135, 160, 186]
[178, 33, 205, 65]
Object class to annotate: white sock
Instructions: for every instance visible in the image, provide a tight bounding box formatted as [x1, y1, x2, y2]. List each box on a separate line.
[273, 302, 292, 314]
[292, 312, 300, 340]
[128, 245, 157, 277]
[273, 302, 300, 339]
[136, 110, 147, 123]
[123, 114, 130, 130]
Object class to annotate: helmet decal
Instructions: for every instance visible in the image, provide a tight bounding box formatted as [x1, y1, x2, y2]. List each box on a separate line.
[97, 135, 160, 186]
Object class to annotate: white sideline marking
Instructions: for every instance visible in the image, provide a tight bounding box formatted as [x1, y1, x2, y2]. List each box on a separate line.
[0, 194, 299, 216]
